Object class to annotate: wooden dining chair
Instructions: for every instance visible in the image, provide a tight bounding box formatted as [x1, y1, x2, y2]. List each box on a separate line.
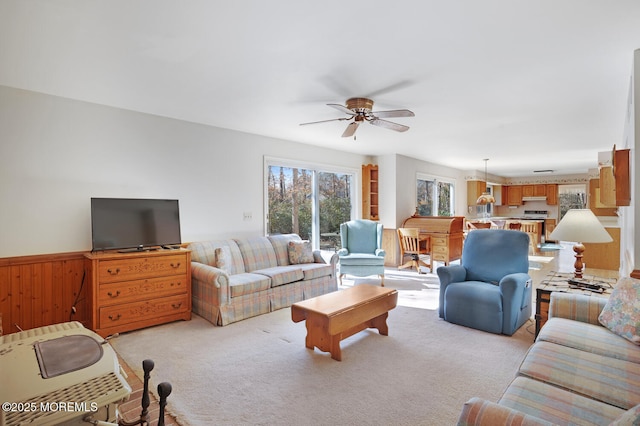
[520, 221, 539, 254]
[467, 221, 492, 231]
[397, 228, 431, 273]
[508, 222, 522, 231]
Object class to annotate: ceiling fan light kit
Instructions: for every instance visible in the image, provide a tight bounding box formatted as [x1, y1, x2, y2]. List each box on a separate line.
[300, 97, 414, 139]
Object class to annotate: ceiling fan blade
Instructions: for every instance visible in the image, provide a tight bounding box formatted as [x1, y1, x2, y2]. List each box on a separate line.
[364, 80, 416, 98]
[300, 117, 350, 126]
[369, 118, 410, 132]
[327, 103, 356, 116]
[342, 122, 359, 138]
[371, 109, 415, 118]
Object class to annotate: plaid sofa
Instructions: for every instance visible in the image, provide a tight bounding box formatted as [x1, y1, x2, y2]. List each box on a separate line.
[458, 288, 640, 426]
[187, 234, 338, 326]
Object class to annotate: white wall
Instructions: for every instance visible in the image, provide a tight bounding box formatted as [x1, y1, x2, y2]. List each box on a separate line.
[393, 154, 468, 227]
[0, 86, 369, 257]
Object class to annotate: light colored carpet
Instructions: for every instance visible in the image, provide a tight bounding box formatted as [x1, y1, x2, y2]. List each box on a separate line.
[111, 274, 535, 426]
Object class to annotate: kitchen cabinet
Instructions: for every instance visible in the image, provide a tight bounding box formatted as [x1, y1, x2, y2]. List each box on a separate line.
[546, 184, 558, 205]
[522, 185, 534, 198]
[506, 185, 523, 205]
[599, 148, 630, 207]
[467, 180, 486, 207]
[589, 178, 618, 216]
[523, 184, 546, 197]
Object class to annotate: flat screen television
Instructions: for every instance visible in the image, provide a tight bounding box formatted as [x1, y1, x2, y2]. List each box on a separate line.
[91, 198, 182, 252]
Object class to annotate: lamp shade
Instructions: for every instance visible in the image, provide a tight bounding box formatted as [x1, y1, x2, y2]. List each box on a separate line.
[549, 209, 613, 243]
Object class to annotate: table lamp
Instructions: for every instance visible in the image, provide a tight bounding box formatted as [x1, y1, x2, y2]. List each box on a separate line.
[548, 209, 613, 279]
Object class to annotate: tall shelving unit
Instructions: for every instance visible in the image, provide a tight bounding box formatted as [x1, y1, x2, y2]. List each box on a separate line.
[362, 164, 379, 220]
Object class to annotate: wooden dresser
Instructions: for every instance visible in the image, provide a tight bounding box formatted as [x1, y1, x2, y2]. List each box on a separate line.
[401, 216, 464, 266]
[85, 248, 191, 337]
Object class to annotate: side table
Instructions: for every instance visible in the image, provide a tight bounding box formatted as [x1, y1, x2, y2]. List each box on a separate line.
[535, 271, 616, 338]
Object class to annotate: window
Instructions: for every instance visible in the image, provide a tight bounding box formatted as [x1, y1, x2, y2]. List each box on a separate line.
[558, 184, 587, 220]
[416, 174, 455, 216]
[266, 159, 355, 251]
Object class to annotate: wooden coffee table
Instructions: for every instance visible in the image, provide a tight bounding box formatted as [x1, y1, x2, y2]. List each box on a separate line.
[291, 284, 398, 361]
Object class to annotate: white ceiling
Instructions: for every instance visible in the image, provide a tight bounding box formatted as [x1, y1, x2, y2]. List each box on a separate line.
[1, 1, 639, 177]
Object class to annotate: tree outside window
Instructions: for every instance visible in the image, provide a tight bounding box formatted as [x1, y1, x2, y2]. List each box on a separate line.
[267, 164, 353, 251]
[416, 176, 454, 216]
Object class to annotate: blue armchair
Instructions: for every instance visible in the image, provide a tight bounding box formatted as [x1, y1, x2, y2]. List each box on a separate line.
[437, 229, 532, 335]
[338, 219, 386, 286]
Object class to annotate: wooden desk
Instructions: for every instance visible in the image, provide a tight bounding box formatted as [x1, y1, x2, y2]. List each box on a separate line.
[401, 216, 464, 266]
[291, 285, 398, 361]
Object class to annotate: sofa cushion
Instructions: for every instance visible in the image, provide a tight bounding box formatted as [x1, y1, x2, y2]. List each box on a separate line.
[228, 273, 272, 298]
[267, 234, 302, 266]
[235, 237, 278, 272]
[599, 277, 640, 345]
[519, 341, 640, 409]
[537, 317, 640, 364]
[338, 253, 385, 266]
[298, 263, 333, 280]
[610, 403, 640, 425]
[253, 266, 304, 287]
[288, 240, 314, 264]
[499, 376, 624, 426]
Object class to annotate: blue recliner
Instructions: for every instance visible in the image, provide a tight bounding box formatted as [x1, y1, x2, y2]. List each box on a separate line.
[338, 219, 386, 286]
[437, 229, 532, 335]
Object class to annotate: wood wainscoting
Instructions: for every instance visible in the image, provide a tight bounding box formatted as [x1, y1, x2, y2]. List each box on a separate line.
[0, 252, 88, 334]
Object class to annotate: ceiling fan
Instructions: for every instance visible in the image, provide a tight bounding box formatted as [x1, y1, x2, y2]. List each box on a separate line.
[300, 97, 415, 138]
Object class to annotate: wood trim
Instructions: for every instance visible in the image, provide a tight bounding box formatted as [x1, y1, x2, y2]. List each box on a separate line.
[0, 251, 88, 334]
[0, 251, 86, 267]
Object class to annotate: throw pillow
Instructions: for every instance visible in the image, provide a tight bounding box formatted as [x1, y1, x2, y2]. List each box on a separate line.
[288, 240, 314, 264]
[215, 246, 232, 273]
[598, 277, 640, 345]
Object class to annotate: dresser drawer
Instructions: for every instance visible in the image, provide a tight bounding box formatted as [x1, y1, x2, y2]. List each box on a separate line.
[98, 254, 187, 283]
[99, 293, 189, 327]
[98, 276, 188, 306]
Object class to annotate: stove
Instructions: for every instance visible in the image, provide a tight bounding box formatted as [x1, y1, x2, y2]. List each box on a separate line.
[522, 210, 548, 220]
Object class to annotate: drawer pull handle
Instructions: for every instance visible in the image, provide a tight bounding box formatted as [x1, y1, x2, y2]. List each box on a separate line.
[108, 314, 122, 321]
[107, 291, 121, 298]
[171, 303, 182, 309]
[107, 268, 120, 275]
[170, 262, 181, 269]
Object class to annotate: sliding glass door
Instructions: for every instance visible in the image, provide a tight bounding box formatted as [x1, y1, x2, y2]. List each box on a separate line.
[266, 161, 354, 251]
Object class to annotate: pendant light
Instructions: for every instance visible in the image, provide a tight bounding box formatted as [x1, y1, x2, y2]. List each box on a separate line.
[476, 158, 496, 205]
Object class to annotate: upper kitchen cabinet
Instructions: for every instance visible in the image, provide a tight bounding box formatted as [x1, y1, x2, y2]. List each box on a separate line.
[522, 185, 534, 198]
[546, 184, 557, 205]
[506, 185, 523, 205]
[467, 180, 486, 207]
[599, 147, 630, 207]
[600, 145, 631, 207]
